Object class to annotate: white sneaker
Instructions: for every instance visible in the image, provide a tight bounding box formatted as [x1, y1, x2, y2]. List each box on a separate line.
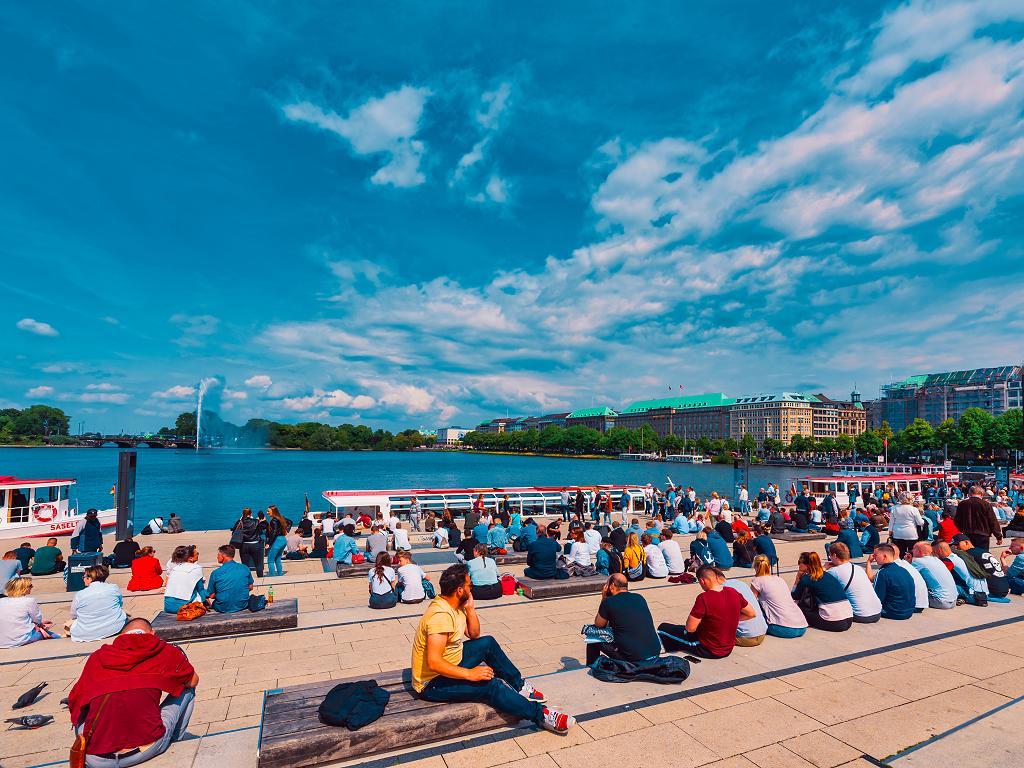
[541, 707, 575, 734]
[519, 680, 547, 703]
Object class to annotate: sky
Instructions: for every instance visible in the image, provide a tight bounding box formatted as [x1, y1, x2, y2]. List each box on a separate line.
[2, 0, 1024, 435]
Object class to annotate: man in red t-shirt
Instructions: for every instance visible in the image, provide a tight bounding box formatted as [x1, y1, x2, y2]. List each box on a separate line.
[657, 564, 755, 658]
[69, 617, 198, 767]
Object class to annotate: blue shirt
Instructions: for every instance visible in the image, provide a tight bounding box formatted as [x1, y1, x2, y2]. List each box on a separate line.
[707, 531, 733, 569]
[70, 581, 126, 642]
[753, 535, 778, 565]
[833, 529, 863, 559]
[488, 526, 508, 549]
[596, 548, 611, 575]
[334, 534, 360, 565]
[726, 579, 767, 638]
[642, 527, 661, 544]
[912, 556, 958, 606]
[873, 562, 915, 619]
[520, 524, 538, 546]
[207, 560, 254, 613]
[1007, 553, 1024, 579]
[526, 537, 560, 579]
[671, 516, 688, 534]
[468, 556, 499, 586]
[473, 523, 490, 546]
[0, 560, 21, 592]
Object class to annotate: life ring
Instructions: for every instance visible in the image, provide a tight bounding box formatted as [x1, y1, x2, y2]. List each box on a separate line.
[785, 493, 794, 503]
[33, 503, 57, 523]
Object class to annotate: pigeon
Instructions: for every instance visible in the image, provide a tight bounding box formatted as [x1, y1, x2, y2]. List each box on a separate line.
[5, 714, 54, 730]
[12, 682, 46, 710]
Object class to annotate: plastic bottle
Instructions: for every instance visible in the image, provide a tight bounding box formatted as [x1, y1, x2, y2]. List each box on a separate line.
[268, 585, 274, 605]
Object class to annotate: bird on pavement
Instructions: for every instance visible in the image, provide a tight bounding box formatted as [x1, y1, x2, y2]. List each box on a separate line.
[5, 715, 54, 729]
[12, 682, 47, 710]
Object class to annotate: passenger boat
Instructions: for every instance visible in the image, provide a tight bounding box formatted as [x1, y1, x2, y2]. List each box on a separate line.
[792, 473, 949, 510]
[830, 462, 959, 482]
[617, 452, 659, 461]
[321, 485, 646, 522]
[665, 454, 711, 464]
[1, 476, 116, 539]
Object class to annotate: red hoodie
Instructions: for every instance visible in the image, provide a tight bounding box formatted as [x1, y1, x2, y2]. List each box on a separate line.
[69, 632, 195, 755]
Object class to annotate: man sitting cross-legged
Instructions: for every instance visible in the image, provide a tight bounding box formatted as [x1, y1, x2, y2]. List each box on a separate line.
[586, 574, 661, 666]
[412, 563, 575, 734]
[657, 564, 756, 659]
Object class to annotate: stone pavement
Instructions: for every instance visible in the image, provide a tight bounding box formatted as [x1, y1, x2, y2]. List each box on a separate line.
[2, 526, 1023, 768]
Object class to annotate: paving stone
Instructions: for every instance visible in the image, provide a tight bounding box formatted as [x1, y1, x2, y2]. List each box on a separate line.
[745, 743, 817, 768]
[579, 710, 651, 740]
[548, 724, 720, 768]
[781, 730, 862, 768]
[680, 698, 821, 758]
[855, 659, 976, 701]
[772, 676, 907, 725]
[442, 734, 528, 768]
[635, 695, 705, 725]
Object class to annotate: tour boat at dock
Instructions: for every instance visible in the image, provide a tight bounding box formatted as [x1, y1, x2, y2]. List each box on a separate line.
[1, 476, 116, 539]
[830, 462, 959, 482]
[792, 472, 950, 510]
[665, 454, 711, 464]
[322, 485, 646, 522]
[617, 452, 660, 461]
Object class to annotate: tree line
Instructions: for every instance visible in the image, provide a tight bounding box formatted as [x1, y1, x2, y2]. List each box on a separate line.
[461, 407, 1024, 462]
[0, 405, 74, 444]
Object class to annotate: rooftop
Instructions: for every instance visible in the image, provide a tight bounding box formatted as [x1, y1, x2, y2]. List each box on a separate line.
[620, 392, 735, 414]
[883, 365, 1022, 391]
[732, 392, 820, 405]
[566, 406, 618, 418]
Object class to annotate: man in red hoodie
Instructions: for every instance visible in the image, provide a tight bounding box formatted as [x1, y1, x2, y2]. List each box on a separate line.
[68, 618, 198, 767]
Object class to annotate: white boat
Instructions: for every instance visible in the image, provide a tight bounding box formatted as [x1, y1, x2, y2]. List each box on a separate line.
[666, 454, 710, 464]
[321, 485, 646, 522]
[1, 476, 116, 539]
[831, 462, 959, 483]
[792, 472, 949, 510]
[618, 453, 659, 461]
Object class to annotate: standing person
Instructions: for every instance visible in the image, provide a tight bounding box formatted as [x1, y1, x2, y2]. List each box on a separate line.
[749, 556, 807, 638]
[411, 564, 574, 734]
[824, 543, 881, 623]
[791, 552, 853, 632]
[204, 545, 254, 614]
[231, 508, 264, 578]
[71, 509, 104, 554]
[30, 537, 65, 575]
[265, 505, 291, 577]
[468, 544, 503, 600]
[0, 577, 59, 648]
[586, 574, 661, 665]
[888, 492, 925, 559]
[68, 566, 127, 642]
[127, 547, 163, 592]
[409, 497, 423, 532]
[657, 565, 756, 658]
[955, 485, 1003, 549]
[163, 545, 206, 614]
[863, 544, 917, 620]
[68, 618, 199, 768]
[909, 542, 958, 609]
[368, 552, 398, 609]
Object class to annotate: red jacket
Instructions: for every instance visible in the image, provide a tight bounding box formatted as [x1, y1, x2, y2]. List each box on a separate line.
[127, 555, 163, 591]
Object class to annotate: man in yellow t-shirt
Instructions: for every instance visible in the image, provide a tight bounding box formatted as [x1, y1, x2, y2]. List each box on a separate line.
[410, 563, 574, 734]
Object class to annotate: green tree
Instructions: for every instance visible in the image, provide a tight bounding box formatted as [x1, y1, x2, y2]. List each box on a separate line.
[999, 408, 1024, 451]
[174, 411, 197, 438]
[934, 418, 958, 457]
[835, 434, 854, 455]
[762, 437, 785, 456]
[739, 433, 758, 456]
[957, 408, 994, 456]
[12, 405, 69, 437]
[877, 421, 894, 444]
[855, 429, 883, 457]
[900, 418, 936, 458]
[984, 418, 1011, 455]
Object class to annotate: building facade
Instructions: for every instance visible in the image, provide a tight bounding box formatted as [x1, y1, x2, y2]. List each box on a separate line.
[811, 392, 866, 439]
[564, 407, 617, 432]
[867, 366, 1023, 431]
[616, 393, 734, 440]
[475, 418, 521, 434]
[435, 426, 470, 445]
[729, 393, 816, 446]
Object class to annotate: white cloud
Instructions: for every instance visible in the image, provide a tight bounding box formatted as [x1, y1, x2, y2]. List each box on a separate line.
[283, 85, 431, 188]
[152, 385, 196, 400]
[170, 314, 220, 347]
[244, 374, 273, 389]
[16, 318, 58, 337]
[39, 362, 80, 374]
[452, 80, 515, 204]
[85, 383, 121, 392]
[68, 392, 130, 405]
[278, 388, 376, 413]
[26, 385, 54, 398]
[224, 388, 247, 400]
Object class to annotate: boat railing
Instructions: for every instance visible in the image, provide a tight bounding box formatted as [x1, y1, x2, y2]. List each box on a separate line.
[6, 505, 30, 524]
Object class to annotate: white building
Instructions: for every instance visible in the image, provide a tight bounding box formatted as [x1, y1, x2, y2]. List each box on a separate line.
[436, 426, 470, 446]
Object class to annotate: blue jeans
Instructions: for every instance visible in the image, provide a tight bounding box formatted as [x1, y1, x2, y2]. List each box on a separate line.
[82, 688, 195, 767]
[164, 580, 207, 613]
[420, 636, 543, 725]
[766, 624, 806, 638]
[266, 537, 287, 577]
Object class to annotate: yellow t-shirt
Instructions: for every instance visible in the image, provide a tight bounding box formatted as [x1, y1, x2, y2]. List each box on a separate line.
[410, 596, 467, 692]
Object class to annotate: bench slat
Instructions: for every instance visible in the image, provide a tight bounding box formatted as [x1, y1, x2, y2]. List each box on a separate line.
[265, 672, 408, 707]
[152, 599, 298, 641]
[261, 695, 445, 736]
[518, 574, 606, 600]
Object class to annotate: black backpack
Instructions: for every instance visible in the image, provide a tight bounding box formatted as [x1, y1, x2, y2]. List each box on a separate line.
[607, 549, 624, 575]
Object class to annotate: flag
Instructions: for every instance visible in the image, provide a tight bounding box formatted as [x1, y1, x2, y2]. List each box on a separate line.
[679, 385, 684, 390]
[304, 494, 310, 516]
[109, 485, 115, 495]
[667, 385, 671, 391]
[883, 438, 888, 448]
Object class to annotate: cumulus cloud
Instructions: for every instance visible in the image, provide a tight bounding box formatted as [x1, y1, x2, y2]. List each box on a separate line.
[170, 314, 220, 347]
[452, 80, 515, 204]
[26, 385, 54, 398]
[67, 391, 130, 405]
[85, 383, 121, 392]
[16, 318, 58, 337]
[283, 85, 431, 188]
[152, 385, 196, 400]
[278, 388, 376, 413]
[244, 374, 273, 389]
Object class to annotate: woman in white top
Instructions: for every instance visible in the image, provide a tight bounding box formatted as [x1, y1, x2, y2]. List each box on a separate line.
[0, 577, 58, 648]
[748, 556, 808, 638]
[561, 530, 596, 578]
[642, 533, 668, 578]
[888, 491, 925, 559]
[163, 545, 206, 613]
[658, 530, 686, 575]
[392, 522, 411, 552]
[368, 552, 398, 609]
[394, 551, 427, 603]
[432, 526, 449, 548]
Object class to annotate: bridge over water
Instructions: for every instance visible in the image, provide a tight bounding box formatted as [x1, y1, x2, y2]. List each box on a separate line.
[77, 435, 198, 449]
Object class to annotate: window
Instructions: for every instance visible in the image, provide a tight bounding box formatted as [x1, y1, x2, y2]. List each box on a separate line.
[8, 489, 30, 524]
[33, 486, 58, 504]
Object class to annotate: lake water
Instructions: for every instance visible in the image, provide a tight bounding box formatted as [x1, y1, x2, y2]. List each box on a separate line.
[0, 448, 802, 530]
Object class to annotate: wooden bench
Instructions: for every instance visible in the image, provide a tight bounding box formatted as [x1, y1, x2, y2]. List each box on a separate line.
[332, 561, 372, 578]
[770, 531, 828, 542]
[257, 669, 520, 768]
[152, 598, 298, 641]
[492, 551, 528, 566]
[518, 574, 606, 599]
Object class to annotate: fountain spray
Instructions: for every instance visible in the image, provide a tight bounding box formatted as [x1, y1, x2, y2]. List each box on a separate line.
[195, 377, 219, 452]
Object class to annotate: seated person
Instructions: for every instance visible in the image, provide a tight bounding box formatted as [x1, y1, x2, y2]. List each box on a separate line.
[936, 510, 960, 542]
[706, 528, 734, 570]
[607, 522, 627, 551]
[685, 530, 715, 572]
[749, 555, 807, 638]
[732, 516, 751, 537]
[859, 518, 881, 554]
[447, 523, 462, 549]
[412, 564, 574, 734]
[204, 545, 254, 613]
[334, 524, 361, 564]
[893, 554, 930, 613]
[828, 527, 863, 560]
[284, 529, 308, 560]
[368, 553, 398, 609]
[164, 545, 206, 613]
[141, 517, 165, 535]
[109, 535, 140, 569]
[393, 522, 411, 552]
[909, 541, 958, 609]
[751, 524, 778, 567]
[622, 533, 646, 582]
[432, 524, 450, 549]
[395, 550, 427, 604]
[791, 552, 853, 632]
[586, 574, 661, 666]
[864, 544, 916, 620]
[0, 576, 59, 647]
[1003, 505, 1024, 535]
[658, 530, 686, 576]
[961, 538, 1010, 599]
[454, 534, 479, 563]
[296, 513, 313, 538]
[583, 523, 602, 555]
[562, 529, 595, 577]
[596, 539, 623, 575]
[365, 526, 388, 560]
[14, 542, 34, 574]
[768, 507, 787, 534]
[657, 565, 756, 658]
[473, 520, 491, 548]
[642, 534, 668, 579]
[725, 577, 767, 647]
[29, 538, 65, 575]
[68, 566, 127, 642]
[1000, 537, 1024, 595]
[641, 523, 661, 544]
[546, 520, 562, 542]
[732, 531, 757, 569]
[68, 618, 198, 767]
[714, 516, 735, 543]
[356, 512, 372, 530]
[468, 544, 503, 600]
[789, 507, 812, 533]
[524, 527, 564, 580]
[164, 512, 185, 533]
[824, 542, 881, 623]
[488, 521, 509, 554]
[308, 526, 329, 558]
[127, 546, 164, 591]
[934, 540, 988, 604]
[0, 551, 22, 589]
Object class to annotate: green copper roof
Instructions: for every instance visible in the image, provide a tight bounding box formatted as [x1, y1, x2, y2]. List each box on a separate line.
[567, 406, 617, 418]
[621, 393, 734, 414]
[732, 392, 819, 404]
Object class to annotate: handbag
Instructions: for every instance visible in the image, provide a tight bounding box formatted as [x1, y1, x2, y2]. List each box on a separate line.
[176, 602, 208, 622]
[229, 520, 244, 549]
[352, 553, 366, 564]
[421, 578, 436, 599]
[248, 594, 267, 612]
[70, 694, 111, 768]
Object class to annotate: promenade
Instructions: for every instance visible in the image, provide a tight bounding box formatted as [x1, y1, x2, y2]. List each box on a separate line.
[2, 526, 1021, 768]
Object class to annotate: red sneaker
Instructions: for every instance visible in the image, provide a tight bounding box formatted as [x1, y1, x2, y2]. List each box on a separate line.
[542, 707, 575, 734]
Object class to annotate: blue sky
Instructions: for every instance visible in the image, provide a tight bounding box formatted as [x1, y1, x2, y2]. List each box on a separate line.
[3, 1, 1023, 434]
